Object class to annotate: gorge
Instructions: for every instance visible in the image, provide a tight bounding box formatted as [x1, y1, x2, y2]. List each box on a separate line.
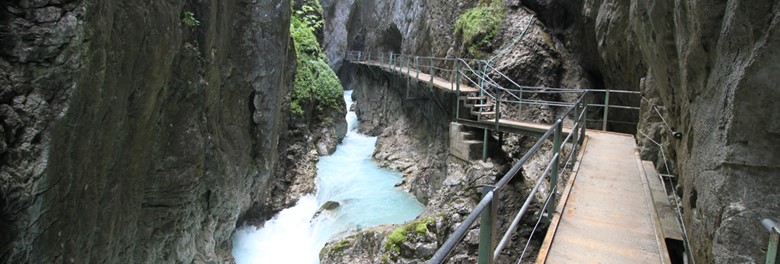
[1, 0, 779, 263]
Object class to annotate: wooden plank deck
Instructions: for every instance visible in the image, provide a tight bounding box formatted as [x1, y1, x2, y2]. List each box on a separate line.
[357, 61, 479, 93]
[537, 131, 666, 263]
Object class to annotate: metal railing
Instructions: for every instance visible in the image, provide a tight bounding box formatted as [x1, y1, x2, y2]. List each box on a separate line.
[345, 51, 642, 132]
[345, 51, 645, 264]
[428, 95, 587, 264]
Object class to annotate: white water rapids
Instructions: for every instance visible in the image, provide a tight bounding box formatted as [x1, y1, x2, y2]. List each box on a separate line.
[232, 90, 425, 264]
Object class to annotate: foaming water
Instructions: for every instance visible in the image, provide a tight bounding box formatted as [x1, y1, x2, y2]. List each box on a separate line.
[232, 91, 424, 264]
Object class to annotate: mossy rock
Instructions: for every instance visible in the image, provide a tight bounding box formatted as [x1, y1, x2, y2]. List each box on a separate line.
[381, 216, 438, 261]
[454, 0, 506, 56]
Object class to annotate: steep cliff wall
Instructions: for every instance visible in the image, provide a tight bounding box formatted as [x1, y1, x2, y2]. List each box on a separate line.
[0, 0, 294, 263]
[321, 0, 479, 73]
[527, 0, 780, 262]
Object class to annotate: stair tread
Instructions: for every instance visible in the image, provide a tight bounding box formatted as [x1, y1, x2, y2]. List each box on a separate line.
[473, 111, 496, 115]
[473, 104, 494, 107]
[460, 96, 487, 100]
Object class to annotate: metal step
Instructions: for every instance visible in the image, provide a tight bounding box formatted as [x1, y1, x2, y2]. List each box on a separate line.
[459, 96, 487, 101]
[464, 103, 491, 108]
[461, 131, 478, 140]
[472, 111, 496, 116]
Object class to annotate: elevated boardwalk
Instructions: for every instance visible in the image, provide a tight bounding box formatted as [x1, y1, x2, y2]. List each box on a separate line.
[360, 61, 479, 93]
[537, 131, 668, 263]
[347, 52, 681, 264]
[355, 60, 564, 137]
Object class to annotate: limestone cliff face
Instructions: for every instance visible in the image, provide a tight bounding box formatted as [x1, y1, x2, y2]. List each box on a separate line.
[527, 0, 780, 262]
[321, 0, 479, 73]
[0, 0, 294, 263]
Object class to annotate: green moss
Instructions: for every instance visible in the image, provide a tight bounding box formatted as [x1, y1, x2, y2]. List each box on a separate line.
[181, 11, 200, 28]
[415, 217, 435, 235]
[381, 216, 438, 261]
[290, 2, 342, 117]
[329, 240, 350, 255]
[454, 0, 506, 56]
[383, 225, 408, 254]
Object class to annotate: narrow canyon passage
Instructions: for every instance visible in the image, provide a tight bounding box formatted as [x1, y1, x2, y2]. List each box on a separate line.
[231, 91, 424, 263]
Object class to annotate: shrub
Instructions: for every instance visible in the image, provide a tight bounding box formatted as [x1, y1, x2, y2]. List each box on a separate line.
[290, 1, 342, 116]
[455, 0, 506, 56]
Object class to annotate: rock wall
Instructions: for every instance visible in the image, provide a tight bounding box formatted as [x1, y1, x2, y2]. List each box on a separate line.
[321, 0, 479, 72]
[350, 64, 456, 204]
[0, 0, 295, 263]
[526, 0, 780, 262]
[264, 99, 346, 218]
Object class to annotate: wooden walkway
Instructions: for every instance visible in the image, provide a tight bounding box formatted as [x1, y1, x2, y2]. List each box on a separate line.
[537, 131, 668, 263]
[360, 61, 479, 93]
[353, 57, 676, 263]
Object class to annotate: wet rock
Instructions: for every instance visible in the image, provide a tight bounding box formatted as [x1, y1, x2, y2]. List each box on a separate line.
[313, 201, 341, 219]
[321, 200, 341, 211]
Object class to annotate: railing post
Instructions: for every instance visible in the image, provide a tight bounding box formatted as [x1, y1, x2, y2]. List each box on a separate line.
[572, 102, 581, 165]
[406, 55, 411, 76]
[358, 51, 361, 62]
[602, 89, 610, 131]
[430, 57, 435, 86]
[547, 120, 563, 221]
[456, 61, 461, 119]
[479, 61, 489, 161]
[765, 219, 780, 264]
[519, 88, 523, 113]
[415, 56, 420, 80]
[367, 52, 370, 62]
[495, 90, 501, 132]
[478, 185, 497, 264]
